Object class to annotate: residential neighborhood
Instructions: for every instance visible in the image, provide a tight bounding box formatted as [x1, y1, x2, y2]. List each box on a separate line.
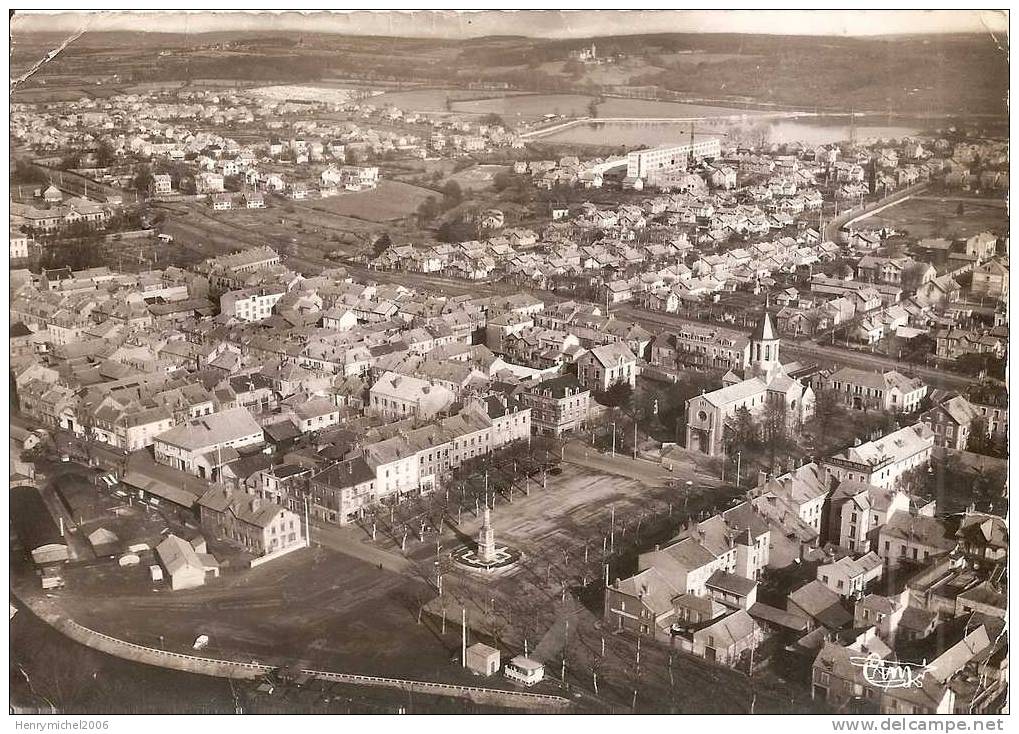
[8, 9, 1008, 722]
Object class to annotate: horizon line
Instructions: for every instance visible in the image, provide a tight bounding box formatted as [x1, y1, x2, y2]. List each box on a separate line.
[10, 10, 1009, 40]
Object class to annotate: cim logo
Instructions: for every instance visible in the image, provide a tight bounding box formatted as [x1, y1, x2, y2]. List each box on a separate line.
[850, 654, 932, 689]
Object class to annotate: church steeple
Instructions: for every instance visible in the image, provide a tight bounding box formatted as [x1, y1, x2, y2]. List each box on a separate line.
[749, 311, 780, 377]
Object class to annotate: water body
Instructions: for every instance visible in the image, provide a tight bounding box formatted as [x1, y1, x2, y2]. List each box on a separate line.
[542, 116, 924, 147]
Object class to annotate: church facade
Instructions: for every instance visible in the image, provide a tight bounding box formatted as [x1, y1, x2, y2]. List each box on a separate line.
[685, 312, 815, 457]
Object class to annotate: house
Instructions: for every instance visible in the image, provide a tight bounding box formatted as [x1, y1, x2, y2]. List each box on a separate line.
[820, 423, 935, 490]
[920, 394, 979, 450]
[291, 397, 341, 434]
[825, 480, 911, 552]
[153, 407, 264, 480]
[220, 288, 285, 322]
[521, 374, 590, 437]
[750, 461, 828, 533]
[604, 566, 682, 636]
[816, 552, 883, 598]
[197, 487, 304, 558]
[152, 174, 173, 195]
[685, 610, 762, 665]
[211, 193, 233, 211]
[196, 171, 225, 194]
[307, 457, 376, 526]
[811, 631, 892, 710]
[827, 368, 927, 414]
[243, 192, 266, 209]
[10, 230, 33, 260]
[788, 580, 853, 631]
[915, 275, 961, 309]
[954, 511, 1007, 565]
[576, 342, 638, 393]
[970, 259, 1008, 301]
[369, 371, 455, 421]
[156, 534, 219, 590]
[877, 513, 955, 568]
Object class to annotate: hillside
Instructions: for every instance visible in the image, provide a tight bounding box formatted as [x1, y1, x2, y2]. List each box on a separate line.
[10, 30, 1008, 116]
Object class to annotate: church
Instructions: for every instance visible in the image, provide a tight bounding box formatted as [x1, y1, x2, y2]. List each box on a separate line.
[685, 312, 815, 457]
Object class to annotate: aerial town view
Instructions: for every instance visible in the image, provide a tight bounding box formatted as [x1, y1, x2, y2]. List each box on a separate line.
[7, 9, 1010, 723]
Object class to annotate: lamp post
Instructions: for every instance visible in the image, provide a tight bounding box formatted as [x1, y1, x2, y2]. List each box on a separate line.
[611, 422, 616, 458]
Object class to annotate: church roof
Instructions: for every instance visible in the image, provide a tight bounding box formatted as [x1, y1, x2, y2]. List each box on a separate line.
[751, 311, 776, 341]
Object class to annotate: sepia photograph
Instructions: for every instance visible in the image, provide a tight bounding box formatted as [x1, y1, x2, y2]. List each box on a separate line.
[7, 8, 1010, 724]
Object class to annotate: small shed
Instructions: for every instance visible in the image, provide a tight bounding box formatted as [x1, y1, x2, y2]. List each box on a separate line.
[504, 656, 544, 687]
[87, 527, 120, 556]
[465, 642, 501, 677]
[11, 425, 41, 452]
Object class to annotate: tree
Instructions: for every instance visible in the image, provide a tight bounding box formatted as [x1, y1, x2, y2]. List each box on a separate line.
[587, 98, 599, 119]
[133, 164, 154, 198]
[436, 219, 478, 243]
[480, 113, 506, 128]
[59, 152, 81, 170]
[760, 398, 791, 471]
[597, 381, 634, 409]
[371, 232, 392, 259]
[725, 406, 759, 457]
[416, 196, 439, 225]
[95, 139, 116, 168]
[955, 352, 1006, 380]
[13, 159, 47, 185]
[811, 386, 843, 443]
[492, 171, 513, 192]
[441, 180, 463, 209]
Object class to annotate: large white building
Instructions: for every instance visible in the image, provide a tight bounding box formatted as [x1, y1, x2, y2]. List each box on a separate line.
[626, 139, 721, 184]
[369, 371, 455, 421]
[820, 423, 935, 491]
[220, 287, 286, 322]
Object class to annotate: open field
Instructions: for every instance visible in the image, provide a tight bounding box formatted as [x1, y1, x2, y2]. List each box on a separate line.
[445, 164, 511, 192]
[304, 180, 437, 222]
[25, 543, 453, 679]
[858, 195, 1007, 240]
[368, 88, 527, 112]
[453, 93, 597, 121]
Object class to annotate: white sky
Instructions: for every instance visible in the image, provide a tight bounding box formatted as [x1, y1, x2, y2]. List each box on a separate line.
[10, 10, 1010, 39]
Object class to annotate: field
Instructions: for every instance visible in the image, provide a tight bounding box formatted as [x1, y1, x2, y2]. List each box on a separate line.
[452, 93, 597, 121]
[368, 88, 527, 113]
[445, 164, 510, 192]
[304, 180, 437, 222]
[594, 97, 745, 119]
[451, 92, 750, 126]
[859, 195, 1008, 241]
